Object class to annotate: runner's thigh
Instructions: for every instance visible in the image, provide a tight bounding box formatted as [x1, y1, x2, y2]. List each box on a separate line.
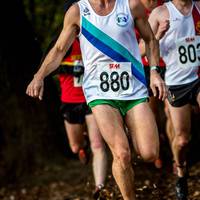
[91, 105, 129, 154]
[125, 102, 159, 160]
[85, 114, 104, 149]
[64, 120, 85, 145]
[167, 103, 191, 136]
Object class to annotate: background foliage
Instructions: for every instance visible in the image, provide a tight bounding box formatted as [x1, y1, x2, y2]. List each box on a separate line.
[23, 0, 65, 50]
[0, 0, 70, 185]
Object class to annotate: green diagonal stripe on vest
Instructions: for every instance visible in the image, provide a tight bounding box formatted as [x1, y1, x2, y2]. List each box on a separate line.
[82, 16, 144, 75]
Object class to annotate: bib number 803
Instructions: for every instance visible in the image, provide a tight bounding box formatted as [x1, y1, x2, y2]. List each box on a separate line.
[100, 71, 130, 92]
[178, 43, 200, 64]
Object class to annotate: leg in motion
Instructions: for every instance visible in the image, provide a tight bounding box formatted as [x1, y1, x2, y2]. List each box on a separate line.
[86, 114, 107, 197]
[92, 104, 136, 200]
[64, 120, 85, 154]
[125, 102, 159, 163]
[167, 103, 191, 200]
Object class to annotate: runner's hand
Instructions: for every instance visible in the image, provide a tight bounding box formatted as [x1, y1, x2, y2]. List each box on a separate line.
[156, 20, 170, 40]
[26, 76, 44, 100]
[150, 71, 167, 101]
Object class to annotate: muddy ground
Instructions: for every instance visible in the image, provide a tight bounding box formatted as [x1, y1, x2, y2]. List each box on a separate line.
[0, 155, 200, 200]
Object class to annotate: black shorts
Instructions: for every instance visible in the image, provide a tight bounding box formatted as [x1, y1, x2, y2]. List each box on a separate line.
[60, 102, 92, 124]
[144, 66, 166, 97]
[167, 78, 200, 107]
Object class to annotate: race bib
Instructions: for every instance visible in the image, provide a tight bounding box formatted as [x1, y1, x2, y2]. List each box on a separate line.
[73, 75, 83, 87]
[176, 36, 200, 68]
[96, 62, 133, 97]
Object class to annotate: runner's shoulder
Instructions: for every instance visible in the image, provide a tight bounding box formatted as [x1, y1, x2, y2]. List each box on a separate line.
[64, 3, 80, 26]
[150, 4, 168, 21]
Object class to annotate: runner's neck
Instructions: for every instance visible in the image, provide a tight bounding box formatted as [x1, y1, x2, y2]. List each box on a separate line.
[171, 0, 193, 16]
[88, 0, 116, 16]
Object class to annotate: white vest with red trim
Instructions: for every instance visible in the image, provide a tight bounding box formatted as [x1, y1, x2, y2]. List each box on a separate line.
[160, 1, 200, 86]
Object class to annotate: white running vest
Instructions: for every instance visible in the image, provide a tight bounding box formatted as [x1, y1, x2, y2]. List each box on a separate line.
[160, 2, 200, 86]
[78, 0, 148, 103]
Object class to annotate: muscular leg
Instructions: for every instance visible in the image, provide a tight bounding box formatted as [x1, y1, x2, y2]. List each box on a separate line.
[167, 103, 191, 177]
[64, 120, 85, 153]
[149, 97, 163, 168]
[125, 102, 159, 162]
[85, 114, 107, 187]
[149, 97, 161, 132]
[164, 100, 175, 147]
[91, 105, 135, 200]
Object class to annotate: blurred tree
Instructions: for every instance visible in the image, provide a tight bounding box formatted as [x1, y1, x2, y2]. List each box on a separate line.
[23, 0, 64, 49]
[0, 0, 69, 184]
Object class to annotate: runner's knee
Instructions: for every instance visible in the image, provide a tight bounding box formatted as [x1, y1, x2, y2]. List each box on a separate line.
[114, 148, 131, 170]
[174, 134, 189, 150]
[140, 148, 158, 162]
[70, 144, 80, 154]
[90, 138, 104, 152]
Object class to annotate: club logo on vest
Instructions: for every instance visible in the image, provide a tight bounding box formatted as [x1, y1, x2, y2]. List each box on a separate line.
[116, 13, 129, 27]
[196, 21, 200, 35]
[83, 7, 90, 16]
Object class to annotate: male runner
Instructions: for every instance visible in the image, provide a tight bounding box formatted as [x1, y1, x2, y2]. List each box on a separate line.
[149, 0, 200, 199]
[26, 0, 167, 199]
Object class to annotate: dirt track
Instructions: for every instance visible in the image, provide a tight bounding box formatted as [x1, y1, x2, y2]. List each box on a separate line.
[0, 157, 200, 200]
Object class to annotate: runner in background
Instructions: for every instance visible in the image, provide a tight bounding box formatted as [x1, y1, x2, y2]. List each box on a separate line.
[57, 37, 107, 198]
[149, 0, 200, 199]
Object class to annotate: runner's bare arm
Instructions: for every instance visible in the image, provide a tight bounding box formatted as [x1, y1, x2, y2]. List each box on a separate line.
[26, 4, 80, 100]
[129, 0, 159, 67]
[35, 4, 80, 79]
[138, 39, 146, 57]
[148, 6, 169, 40]
[148, 8, 159, 38]
[129, 0, 167, 100]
